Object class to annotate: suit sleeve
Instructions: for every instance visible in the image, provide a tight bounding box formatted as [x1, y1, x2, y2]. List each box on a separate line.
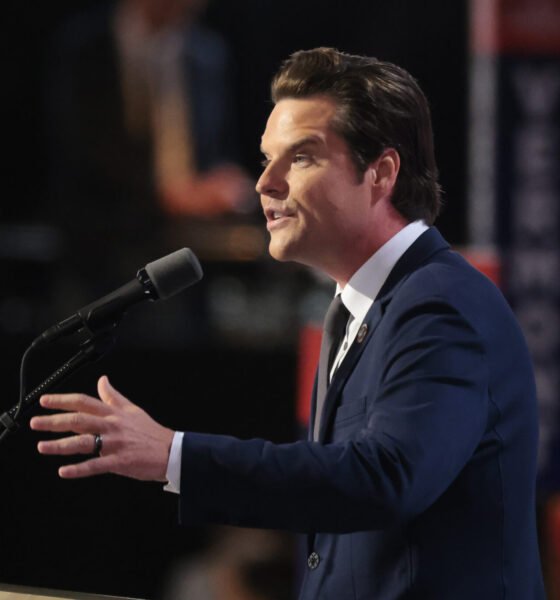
[179, 296, 488, 533]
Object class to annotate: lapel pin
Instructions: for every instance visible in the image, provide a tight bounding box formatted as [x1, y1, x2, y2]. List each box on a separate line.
[356, 323, 368, 343]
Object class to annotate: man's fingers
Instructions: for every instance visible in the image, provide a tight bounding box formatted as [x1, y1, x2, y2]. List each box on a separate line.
[38, 393, 112, 416]
[98, 376, 130, 408]
[58, 456, 114, 479]
[38, 434, 102, 456]
[30, 412, 107, 434]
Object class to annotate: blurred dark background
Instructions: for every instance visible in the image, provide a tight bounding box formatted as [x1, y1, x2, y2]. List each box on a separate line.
[1, 1, 558, 599]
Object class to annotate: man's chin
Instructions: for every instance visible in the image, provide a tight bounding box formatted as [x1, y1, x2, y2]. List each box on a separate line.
[268, 248, 290, 263]
[268, 240, 296, 263]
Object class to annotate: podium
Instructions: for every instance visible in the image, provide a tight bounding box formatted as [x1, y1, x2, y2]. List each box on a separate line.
[0, 583, 144, 600]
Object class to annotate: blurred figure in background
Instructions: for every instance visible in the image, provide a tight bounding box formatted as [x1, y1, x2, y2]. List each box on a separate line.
[163, 526, 294, 600]
[45, 0, 253, 341]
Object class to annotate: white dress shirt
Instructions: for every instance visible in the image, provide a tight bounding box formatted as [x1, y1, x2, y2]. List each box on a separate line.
[165, 220, 429, 493]
[330, 220, 428, 378]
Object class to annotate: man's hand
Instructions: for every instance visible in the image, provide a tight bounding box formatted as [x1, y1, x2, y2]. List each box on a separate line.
[30, 376, 175, 481]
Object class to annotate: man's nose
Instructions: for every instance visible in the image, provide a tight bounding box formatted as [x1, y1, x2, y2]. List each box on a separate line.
[256, 164, 288, 199]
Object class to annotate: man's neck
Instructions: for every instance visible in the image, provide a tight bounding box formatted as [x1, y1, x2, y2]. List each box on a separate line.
[334, 218, 410, 288]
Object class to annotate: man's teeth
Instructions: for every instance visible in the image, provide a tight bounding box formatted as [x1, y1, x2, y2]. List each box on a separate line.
[273, 211, 282, 219]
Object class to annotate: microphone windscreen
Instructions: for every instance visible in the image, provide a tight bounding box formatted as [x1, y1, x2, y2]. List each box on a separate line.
[145, 248, 203, 300]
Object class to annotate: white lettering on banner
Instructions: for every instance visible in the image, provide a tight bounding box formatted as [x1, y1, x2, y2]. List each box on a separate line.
[512, 65, 560, 117]
[516, 302, 560, 358]
[509, 251, 560, 294]
[515, 125, 558, 179]
[509, 62, 560, 472]
[534, 367, 560, 476]
[513, 188, 559, 240]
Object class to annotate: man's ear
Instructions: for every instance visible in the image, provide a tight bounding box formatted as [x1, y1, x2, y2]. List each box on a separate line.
[369, 148, 400, 197]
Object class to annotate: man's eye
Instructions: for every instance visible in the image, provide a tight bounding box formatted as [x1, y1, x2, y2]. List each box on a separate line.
[293, 154, 312, 166]
[260, 158, 271, 168]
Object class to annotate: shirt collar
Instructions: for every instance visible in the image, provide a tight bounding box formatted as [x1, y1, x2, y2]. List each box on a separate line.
[337, 221, 429, 323]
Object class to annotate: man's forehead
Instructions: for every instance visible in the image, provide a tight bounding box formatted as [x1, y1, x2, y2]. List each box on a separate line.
[260, 96, 338, 152]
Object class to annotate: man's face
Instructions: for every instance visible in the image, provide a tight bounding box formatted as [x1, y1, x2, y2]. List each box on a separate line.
[257, 96, 375, 282]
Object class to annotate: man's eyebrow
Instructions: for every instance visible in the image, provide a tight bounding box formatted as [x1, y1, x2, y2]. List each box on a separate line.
[260, 135, 323, 156]
[286, 136, 323, 153]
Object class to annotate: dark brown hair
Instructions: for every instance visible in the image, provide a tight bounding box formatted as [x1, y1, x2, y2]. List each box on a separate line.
[271, 47, 442, 225]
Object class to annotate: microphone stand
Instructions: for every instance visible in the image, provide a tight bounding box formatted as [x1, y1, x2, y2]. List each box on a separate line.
[0, 333, 115, 445]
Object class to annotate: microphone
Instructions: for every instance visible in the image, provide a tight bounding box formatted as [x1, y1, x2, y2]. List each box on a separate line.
[32, 248, 203, 347]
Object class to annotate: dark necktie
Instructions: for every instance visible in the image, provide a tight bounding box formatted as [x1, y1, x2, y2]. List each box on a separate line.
[313, 295, 350, 441]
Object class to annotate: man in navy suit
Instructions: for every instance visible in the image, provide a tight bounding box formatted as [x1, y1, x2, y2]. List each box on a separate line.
[32, 48, 545, 598]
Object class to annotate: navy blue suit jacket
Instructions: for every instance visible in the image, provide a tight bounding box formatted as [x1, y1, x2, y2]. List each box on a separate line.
[180, 228, 545, 599]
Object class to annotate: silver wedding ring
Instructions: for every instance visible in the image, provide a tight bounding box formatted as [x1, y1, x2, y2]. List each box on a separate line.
[93, 433, 103, 456]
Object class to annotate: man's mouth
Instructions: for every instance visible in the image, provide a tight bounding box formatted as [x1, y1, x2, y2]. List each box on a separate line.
[265, 208, 295, 230]
[266, 207, 293, 221]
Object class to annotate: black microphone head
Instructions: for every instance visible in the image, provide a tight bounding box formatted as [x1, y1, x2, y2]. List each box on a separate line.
[144, 248, 203, 300]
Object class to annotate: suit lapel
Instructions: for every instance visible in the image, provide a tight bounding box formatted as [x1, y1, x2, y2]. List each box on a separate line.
[315, 227, 450, 443]
[317, 302, 383, 441]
